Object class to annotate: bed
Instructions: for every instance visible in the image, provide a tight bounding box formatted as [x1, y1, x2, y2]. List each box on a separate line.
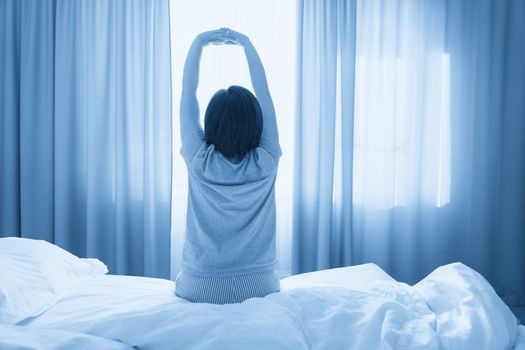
[1, 237, 523, 349]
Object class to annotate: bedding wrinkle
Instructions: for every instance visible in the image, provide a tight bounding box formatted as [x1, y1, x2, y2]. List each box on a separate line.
[5, 255, 519, 350]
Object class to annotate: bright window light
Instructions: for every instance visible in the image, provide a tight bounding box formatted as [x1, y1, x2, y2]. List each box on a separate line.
[350, 53, 451, 209]
[169, 0, 296, 278]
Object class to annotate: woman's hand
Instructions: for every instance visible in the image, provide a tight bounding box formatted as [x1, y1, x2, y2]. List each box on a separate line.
[195, 28, 249, 47]
[195, 30, 222, 46]
[217, 28, 250, 47]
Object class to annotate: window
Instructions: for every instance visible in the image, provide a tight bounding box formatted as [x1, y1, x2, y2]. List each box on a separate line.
[346, 53, 451, 209]
[169, 0, 296, 277]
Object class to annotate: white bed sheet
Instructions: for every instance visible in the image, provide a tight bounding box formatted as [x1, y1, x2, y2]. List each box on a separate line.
[281, 262, 395, 290]
[0, 324, 133, 350]
[21, 263, 392, 331]
[20, 274, 177, 330]
[515, 326, 525, 350]
[18, 263, 521, 350]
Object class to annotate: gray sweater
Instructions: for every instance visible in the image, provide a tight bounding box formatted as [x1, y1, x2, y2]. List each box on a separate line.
[180, 131, 281, 278]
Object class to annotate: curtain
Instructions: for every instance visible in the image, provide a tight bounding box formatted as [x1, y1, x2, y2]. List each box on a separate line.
[293, 0, 525, 305]
[293, 0, 357, 272]
[0, 0, 172, 278]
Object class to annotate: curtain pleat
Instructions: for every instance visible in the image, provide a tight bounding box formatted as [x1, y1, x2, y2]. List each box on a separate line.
[293, 0, 358, 273]
[0, 0, 21, 235]
[0, 0, 172, 278]
[294, 0, 525, 305]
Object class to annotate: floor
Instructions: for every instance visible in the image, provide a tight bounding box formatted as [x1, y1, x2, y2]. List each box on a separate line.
[511, 306, 525, 325]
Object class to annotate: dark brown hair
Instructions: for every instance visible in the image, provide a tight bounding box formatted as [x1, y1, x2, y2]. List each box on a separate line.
[204, 85, 263, 158]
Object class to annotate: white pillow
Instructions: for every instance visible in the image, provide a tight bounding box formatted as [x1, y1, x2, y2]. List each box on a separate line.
[0, 237, 107, 324]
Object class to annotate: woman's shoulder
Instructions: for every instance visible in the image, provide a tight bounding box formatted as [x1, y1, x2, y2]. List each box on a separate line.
[180, 130, 207, 164]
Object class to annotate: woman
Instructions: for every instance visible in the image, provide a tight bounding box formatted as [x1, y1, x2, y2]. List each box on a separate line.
[176, 28, 281, 304]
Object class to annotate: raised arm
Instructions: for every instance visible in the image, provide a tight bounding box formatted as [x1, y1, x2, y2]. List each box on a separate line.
[223, 29, 280, 147]
[180, 30, 223, 142]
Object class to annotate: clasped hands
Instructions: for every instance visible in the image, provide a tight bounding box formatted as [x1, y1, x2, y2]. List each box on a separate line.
[196, 27, 249, 47]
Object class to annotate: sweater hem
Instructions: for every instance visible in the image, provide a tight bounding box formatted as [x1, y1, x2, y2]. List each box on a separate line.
[181, 262, 278, 278]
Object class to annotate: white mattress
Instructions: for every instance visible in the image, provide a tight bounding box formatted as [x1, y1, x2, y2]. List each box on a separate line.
[14, 263, 522, 350]
[20, 274, 177, 330]
[281, 262, 395, 290]
[515, 326, 525, 350]
[0, 324, 132, 350]
[21, 263, 392, 330]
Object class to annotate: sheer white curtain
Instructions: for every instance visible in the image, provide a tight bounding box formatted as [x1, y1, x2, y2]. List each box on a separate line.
[294, 0, 525, 305]
[349, 0, 450, 282]
[0, 0, 172, 278]
[352, 1, 450, 208]
[293, 0, 357, 273]
[169, 0, 296, 278]
[446, 0, 525, 306]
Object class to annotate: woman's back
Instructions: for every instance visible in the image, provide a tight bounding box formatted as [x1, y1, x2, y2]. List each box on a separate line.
[180, 135, 281, 277]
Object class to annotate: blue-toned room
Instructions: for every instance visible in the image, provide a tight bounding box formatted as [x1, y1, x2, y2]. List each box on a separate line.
[1, 0, 524, 349]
